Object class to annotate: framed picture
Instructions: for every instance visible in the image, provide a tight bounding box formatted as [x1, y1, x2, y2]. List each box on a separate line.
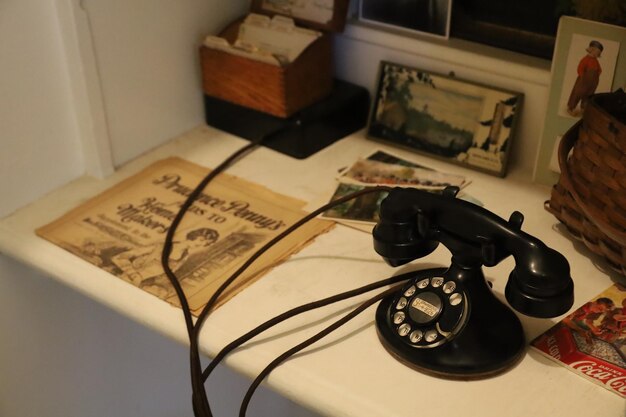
[367, 61, 523, 177]
[557, 34, 620, 119]
[450, 0, 562, 59]
[451, 0, 626, 59]
[359, 0, 452, 39]
[533, 16, 626, 186]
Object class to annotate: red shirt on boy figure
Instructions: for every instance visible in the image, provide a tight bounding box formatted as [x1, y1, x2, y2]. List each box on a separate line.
[567, 40, 603, 117]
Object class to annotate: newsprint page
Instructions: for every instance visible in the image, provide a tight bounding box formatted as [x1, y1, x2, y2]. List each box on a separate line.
[37, 157, 333, 314]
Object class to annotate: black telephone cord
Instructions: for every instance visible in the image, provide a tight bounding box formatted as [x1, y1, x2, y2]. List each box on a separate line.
[158, 137, 265, 417]
[201, 267, 446, 382]
[159, 132, 396, 417]
[189, 186, 393, 416]
[161, 139, 262, 335]
[238, 283, 402, 417]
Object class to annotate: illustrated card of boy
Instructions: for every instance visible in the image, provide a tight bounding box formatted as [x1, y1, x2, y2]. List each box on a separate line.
[533, 16, 625, 185]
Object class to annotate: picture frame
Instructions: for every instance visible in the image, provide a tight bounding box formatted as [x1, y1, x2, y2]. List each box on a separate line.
[450, 0, 561, 59]
[533, 17, 626, 186]
[359, 0, 452, 39]
[450, 0, 626, 60]
[367, 61, 523, 177]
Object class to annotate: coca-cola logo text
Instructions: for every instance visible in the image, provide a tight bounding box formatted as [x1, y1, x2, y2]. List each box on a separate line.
[571, 361, 626, 395]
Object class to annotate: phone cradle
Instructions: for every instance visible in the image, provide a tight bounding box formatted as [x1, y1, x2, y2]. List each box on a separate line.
[376, 262, 525, 379]
[373, 187, 574, 379]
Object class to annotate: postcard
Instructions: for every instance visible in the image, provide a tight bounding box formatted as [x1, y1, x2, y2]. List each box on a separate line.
[362, 149, 433, 170]
[320, 150, 478, 232]
[338, 158, 467, 190]
[322, 183, 389, 226]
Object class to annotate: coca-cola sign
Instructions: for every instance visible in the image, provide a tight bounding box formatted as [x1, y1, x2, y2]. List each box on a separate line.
[571, 360, 626, 396]
[531, 321, 626, 399]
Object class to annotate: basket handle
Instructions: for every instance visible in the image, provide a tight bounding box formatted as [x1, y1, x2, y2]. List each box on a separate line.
[558, 121, 626, 246]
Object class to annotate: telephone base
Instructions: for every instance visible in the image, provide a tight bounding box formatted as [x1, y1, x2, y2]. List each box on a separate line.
[375, 266, 526, 379]
[376, 332, 525, 380]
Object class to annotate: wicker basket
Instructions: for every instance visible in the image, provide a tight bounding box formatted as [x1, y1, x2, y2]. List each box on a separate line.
[546, 90, 626, 275]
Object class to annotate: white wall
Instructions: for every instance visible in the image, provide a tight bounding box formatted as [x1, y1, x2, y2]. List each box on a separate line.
[0, 1, 318, 416]
[81, 0, 247, 167]
[0, 0, 83, 219]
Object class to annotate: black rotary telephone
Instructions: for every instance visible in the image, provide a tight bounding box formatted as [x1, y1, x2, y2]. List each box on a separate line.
[373, 187, 574, 378]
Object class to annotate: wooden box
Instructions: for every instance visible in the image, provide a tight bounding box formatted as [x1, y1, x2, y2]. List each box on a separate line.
[200, 0, 349, 118]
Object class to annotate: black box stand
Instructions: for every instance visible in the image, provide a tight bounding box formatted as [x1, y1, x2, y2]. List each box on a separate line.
[204, 79, 370, 159]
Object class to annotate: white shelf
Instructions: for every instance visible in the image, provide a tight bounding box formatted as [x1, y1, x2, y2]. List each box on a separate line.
[0, 126, 621, 417]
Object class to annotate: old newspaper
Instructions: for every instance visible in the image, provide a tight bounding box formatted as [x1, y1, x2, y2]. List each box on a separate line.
[37, 157, 334, 313]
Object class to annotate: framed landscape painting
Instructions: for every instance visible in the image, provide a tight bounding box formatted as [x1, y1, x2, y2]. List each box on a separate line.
[367, 61, 523, 176]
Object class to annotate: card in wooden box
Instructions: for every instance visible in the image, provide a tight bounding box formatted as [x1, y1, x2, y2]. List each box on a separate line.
[200, 0, 349, 118]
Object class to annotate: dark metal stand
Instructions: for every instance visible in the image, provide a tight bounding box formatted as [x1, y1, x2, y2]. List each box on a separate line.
[376, 261, 525, 379]
[203, 80, 370, 159]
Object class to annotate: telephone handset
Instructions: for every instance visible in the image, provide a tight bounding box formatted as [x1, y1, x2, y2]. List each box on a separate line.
[373, 187, 574, 378]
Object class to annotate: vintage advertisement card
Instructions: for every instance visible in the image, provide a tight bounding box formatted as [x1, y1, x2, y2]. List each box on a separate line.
[36, 157, 333, 313]
[534, 17, 626, 185]
[531, 283, 626, 398]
